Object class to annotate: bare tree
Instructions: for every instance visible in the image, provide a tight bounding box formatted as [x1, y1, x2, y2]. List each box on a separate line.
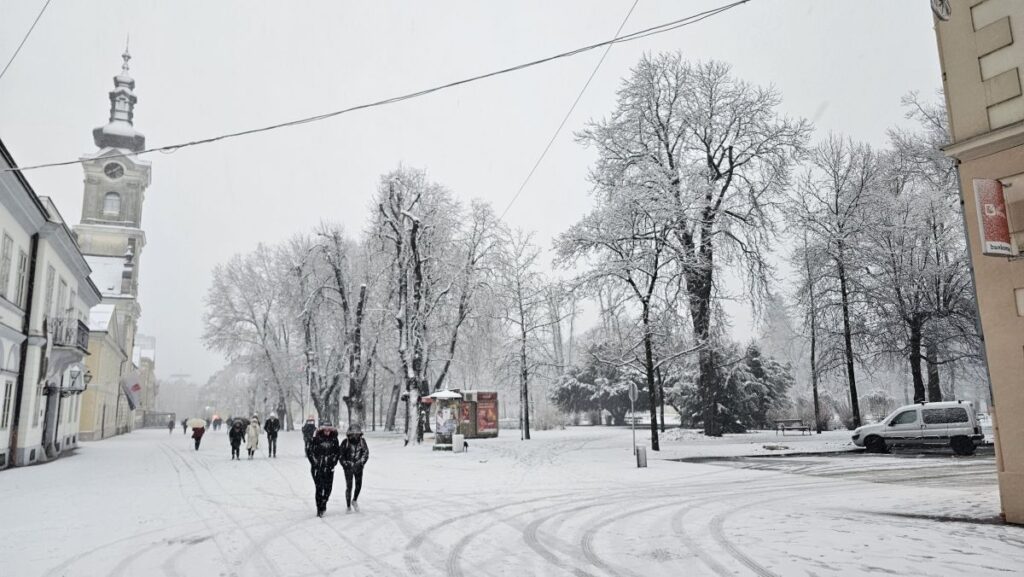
[577, 53, 809, 436]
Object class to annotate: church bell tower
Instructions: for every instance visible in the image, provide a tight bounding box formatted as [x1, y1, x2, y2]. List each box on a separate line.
[74, 46, 151, 348]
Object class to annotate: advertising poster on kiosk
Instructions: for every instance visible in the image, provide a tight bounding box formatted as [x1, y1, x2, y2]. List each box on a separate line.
[476, 392, 499, 437]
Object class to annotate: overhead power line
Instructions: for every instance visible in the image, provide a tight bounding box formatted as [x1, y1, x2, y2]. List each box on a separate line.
[498, 0, 639, 221]
[0, 0, 54, 83]
[2, 0, 751, 175]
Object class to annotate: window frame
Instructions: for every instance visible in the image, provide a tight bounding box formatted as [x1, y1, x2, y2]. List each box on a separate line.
[0, 233, 13, 299]
[102, 192, 122, 217]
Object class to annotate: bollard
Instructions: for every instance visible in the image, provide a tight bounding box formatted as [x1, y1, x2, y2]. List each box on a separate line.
[636, 446, 647, 468]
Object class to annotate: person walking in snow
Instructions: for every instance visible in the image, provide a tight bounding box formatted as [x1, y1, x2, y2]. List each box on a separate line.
[308, 419, 341, 517]
[228, 419, 246, 460]
[191, 424, 206, 450]
[245, 416, 262, 459]
[340, 424, 370, 512]
[167, 417, 175, 435]
[264, 412, 281, 458]
[181, 418, 188, 435]
[301, 415, 317, 458]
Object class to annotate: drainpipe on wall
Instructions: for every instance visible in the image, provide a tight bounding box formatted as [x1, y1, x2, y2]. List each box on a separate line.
[7, 233, 40, 467]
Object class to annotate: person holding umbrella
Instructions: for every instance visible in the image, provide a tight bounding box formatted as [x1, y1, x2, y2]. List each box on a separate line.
[308, 419, 340, 517]
[264, 412, 281, 458]
[245, 415, 262, 459]
[188, 418, 207, 450]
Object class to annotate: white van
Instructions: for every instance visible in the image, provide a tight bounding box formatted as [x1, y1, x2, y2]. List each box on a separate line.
[851, 401, 983, 455]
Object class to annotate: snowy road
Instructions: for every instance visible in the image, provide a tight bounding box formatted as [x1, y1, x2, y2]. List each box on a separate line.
[1, 428, 1021, 576]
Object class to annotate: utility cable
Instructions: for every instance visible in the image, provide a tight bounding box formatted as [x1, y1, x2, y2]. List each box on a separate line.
[0, 0, 53, 83]
[2, 0, 750, 174]
[498, 0, 639, 221]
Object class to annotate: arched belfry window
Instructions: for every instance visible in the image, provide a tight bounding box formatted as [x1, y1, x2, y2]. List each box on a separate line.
[103, 192, 121, 216]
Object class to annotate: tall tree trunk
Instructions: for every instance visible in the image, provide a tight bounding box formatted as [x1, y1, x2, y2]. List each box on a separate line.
[804, 237, 822, 434]
[925, 337, 942, 402]
[385, 377, 400, 431]
[689, 271, 718, 436]
[836, 254, 861, 428]
[656, 366, 666, 433]
[520, 325, 531, 440]
[909, 322, 926, 403]
[642, 303, 660, 451]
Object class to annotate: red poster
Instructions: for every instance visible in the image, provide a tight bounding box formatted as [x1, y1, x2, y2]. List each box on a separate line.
[973, 178, 1013, 256]
[476, 392, 498, 435]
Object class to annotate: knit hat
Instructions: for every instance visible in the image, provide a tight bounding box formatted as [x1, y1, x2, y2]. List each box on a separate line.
[319, 419, 334, 428]
[347, 424, 362, 435]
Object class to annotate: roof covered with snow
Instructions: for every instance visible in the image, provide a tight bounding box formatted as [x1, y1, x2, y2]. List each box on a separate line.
[88, 304, 117, 332]
[85, 255, 126, 296]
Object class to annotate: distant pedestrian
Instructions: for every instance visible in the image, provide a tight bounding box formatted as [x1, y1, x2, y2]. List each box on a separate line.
[192, 424, 206, 450]
[264, 412, 281, 458]
[245, 416, 262, 459]
[340, 424, 369, 512]
[167, 418, 175, 435]
[301, 415, 317, 458]
[308, 420, 341, 517]
[181, 418, 187, 435]
[228, 419, 246, 460]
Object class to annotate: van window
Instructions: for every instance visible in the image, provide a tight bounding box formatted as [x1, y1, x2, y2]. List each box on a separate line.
[923, 407, 970, 424]
[890, 410, 917, 425]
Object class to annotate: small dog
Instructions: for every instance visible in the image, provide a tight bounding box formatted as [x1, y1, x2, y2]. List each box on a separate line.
[463, 440, 469, 452]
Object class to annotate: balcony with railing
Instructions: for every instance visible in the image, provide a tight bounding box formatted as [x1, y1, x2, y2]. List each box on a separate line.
[49, 316, 90, 353]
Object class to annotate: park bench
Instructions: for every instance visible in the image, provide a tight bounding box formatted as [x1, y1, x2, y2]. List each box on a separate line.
[775, 419, 811, 436]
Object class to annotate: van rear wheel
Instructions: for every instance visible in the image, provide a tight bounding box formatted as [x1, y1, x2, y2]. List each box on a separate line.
[951, 436, 976, 456]
[865, 436, 888, 454]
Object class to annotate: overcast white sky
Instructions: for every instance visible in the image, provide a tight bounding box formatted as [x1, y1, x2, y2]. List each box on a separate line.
[0, 1, 943, 384]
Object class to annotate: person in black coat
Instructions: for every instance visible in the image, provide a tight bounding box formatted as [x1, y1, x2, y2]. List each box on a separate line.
[308, 420, 341, 517]
[228, 419, 246, 460]
[167, 418, 175, 435]
[191, 425, 205, 450]
[301, 416, 317, 459]
[181, 418, 187, 435]
[340, 424, 370, 512]
[264, 413, 281, 458]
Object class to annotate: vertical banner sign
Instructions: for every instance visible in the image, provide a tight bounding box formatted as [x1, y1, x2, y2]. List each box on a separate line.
[119, 373, 141, 410]
[476, 392, 499, 436]
[973, 178, 1013, 256]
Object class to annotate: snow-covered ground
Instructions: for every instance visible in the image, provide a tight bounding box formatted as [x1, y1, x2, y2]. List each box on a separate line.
[1, 426, 1019, 576]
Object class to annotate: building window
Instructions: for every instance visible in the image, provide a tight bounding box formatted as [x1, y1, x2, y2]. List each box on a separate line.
[32, 383, 41, 426]
[43, 265, 55, 318]
[103, 192, 121, 217]
[14, 250, 28, 308]
[1, 381, 12, 429]
[68, 290, 76, 315]
[1016, 288, 1024, 316]
[0, 234, 12, 299]
[56, 278, 67, 318]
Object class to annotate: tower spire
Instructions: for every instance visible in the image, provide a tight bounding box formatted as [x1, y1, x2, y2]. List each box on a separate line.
[92, 45, 145, 151]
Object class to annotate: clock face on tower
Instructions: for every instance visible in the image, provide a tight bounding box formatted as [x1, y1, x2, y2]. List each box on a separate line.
[104, 162, 124, 180]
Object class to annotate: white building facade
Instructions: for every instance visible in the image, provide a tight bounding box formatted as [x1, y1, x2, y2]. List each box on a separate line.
[0, 142, 102, 468]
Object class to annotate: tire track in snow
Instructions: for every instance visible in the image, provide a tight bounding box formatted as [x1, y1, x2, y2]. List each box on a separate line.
[163, 441, 287, 576]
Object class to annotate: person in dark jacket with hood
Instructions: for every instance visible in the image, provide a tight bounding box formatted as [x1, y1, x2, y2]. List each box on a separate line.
[264, 412, 281, 458]
[301, 415, 317, 458]
[308, 420, 341, 517]
[340, 424, 370, 512]
[181, 418, 188, 435]
[228, 419, 246, 460]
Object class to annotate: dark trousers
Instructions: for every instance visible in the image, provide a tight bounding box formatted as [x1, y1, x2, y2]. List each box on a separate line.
[314, 471, 335, 511]
[344, 467, 363, 506]
[231, 443, 240, 459]
[267, 434, 278, 457]
[194, 437, 202, 450]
